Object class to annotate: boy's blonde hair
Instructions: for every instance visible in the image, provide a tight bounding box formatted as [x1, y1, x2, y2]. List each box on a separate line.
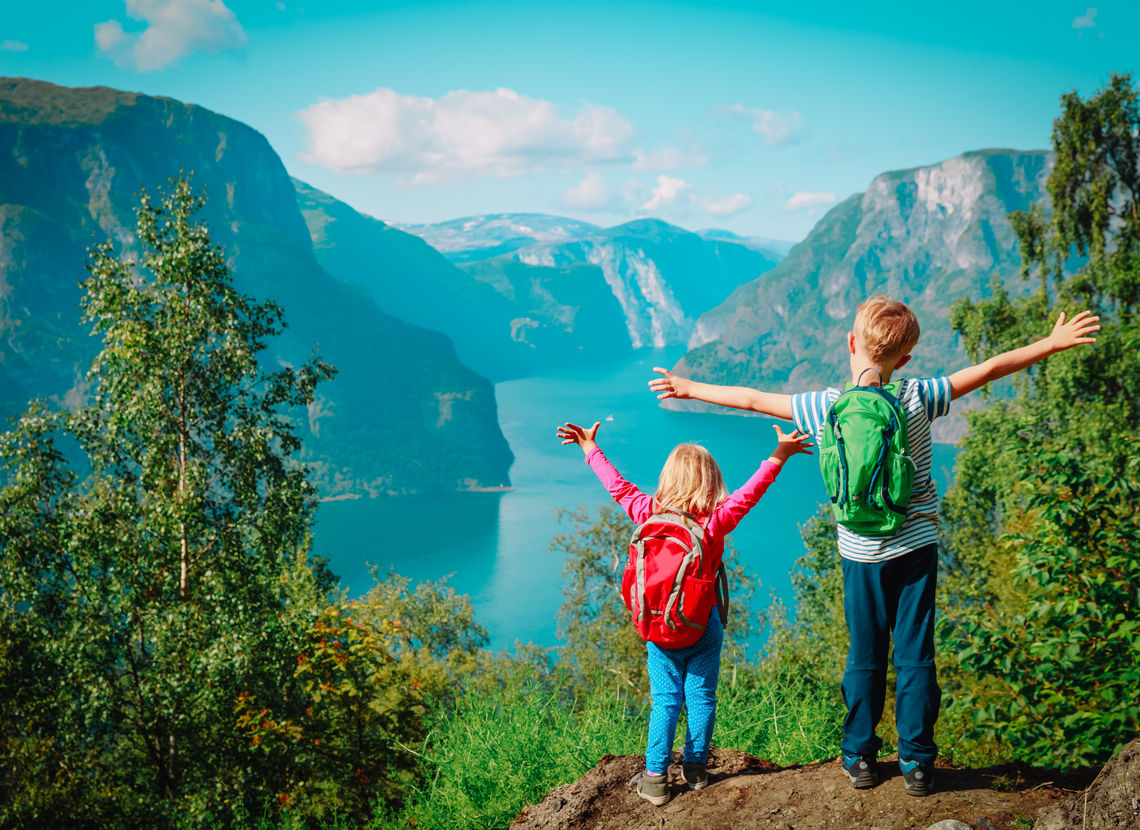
[654, 443, 728, 518]
[855, 294, 921, 364]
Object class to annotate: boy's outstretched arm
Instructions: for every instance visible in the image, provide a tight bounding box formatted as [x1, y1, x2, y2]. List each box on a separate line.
[947, 310, 1101, 400]
[649, 367, 794, 420]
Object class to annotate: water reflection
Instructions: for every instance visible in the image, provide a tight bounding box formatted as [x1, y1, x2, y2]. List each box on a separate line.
[315, 491, 504, 604]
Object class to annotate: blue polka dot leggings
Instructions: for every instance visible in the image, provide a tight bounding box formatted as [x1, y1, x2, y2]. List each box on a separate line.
[644, 607, 724, 774]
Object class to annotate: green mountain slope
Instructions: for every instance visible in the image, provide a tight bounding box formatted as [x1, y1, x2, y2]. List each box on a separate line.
[0, 77, 512, 495]
[295, 183, 629, 380]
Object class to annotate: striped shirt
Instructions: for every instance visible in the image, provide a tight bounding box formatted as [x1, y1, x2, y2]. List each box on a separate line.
[790, 377, 952, 563]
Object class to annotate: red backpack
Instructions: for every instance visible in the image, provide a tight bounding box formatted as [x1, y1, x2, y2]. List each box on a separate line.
[620, 509, 726, 648]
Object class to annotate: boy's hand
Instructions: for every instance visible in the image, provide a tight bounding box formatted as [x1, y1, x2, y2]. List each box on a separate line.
[649, 367, 692, 400]
[769, 425, 813, 465]
[950, 308, 1103, 400]
[1047, 310, 1101, 353]
[557, 421, 601, 455]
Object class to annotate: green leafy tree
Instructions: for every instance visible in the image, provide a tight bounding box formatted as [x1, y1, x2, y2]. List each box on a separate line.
[235, 576, 489, 821]
[939, 74, 1140, 767]
[0, 177, 336, 825]
[553, 505, 648, 692]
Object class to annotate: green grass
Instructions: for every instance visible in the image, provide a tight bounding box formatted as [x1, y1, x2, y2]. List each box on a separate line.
[369, 678, 646, 830]
[713, 663, 844, 765]
[224, 660, 846, 829]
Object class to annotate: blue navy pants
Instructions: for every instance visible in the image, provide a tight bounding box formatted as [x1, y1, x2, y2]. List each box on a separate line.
[644, 607, 723, 774]
[840, 544, 940, 766]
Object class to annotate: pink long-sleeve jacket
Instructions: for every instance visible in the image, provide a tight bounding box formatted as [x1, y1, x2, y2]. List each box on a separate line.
[584, 446, 784, 575]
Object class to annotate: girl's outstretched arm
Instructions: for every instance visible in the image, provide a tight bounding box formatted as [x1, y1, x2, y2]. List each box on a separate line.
[557, 421, 600, 455]
[769, 424, 814, 465]
[708, 425, 813, 537]
[556, 421, 653, 523]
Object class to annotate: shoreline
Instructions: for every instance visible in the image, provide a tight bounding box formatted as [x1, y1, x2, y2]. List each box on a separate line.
[319, 485, 515, 503]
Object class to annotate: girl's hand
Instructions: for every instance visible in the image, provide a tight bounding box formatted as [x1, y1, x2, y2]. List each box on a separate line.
[769, 425, 813, 465]
[1047, 310, 1100, 353]
[649, 367, 692, 400]
[557, 421, 601, 455]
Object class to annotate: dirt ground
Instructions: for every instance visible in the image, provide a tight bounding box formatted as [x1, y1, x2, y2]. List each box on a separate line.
[511, 743, 1139, 830]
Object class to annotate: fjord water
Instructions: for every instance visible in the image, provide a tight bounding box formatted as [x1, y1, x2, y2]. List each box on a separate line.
[314, 351, 959, 650]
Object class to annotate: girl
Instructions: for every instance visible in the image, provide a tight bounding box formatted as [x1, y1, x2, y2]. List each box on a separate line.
[556, 420, 812, 805]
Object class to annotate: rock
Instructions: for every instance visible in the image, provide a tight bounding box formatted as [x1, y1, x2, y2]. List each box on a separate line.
[510, 749, 1082, 829]
[1033, 740, 1140, 830]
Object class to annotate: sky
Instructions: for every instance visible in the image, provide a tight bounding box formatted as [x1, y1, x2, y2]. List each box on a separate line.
[3, 1, 1139, 241]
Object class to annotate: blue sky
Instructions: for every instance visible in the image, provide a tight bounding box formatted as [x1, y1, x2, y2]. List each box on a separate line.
[3, 1, 1138, 240]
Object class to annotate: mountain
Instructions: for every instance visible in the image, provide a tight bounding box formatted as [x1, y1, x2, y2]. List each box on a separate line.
[400, 213, 602, 263]
[696, 228, 797, 259]
[399, 213, 784, 357]
[674, 149, 1052, 393]
[0, 77, 512, 496]
[294, 189, 628, 381]
[505, 218, 784, 349]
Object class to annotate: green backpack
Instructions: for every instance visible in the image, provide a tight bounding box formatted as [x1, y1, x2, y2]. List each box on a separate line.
[818, 379, 915, 537]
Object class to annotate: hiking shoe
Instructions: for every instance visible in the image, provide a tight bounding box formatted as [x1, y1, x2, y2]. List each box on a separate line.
[899, 759, 934, 796]
[629, 771, 670, 806]
[841, 753, 879, 788]
[682, 761, 708, 790]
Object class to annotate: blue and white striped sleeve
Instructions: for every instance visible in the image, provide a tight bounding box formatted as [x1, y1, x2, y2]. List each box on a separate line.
[914, 377, 952, 420]
[790, 391, 830, 439]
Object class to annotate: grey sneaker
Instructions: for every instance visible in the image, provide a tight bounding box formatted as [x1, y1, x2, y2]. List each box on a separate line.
[841, 753, 879, 788]
[682, 761, 708, 790]
[899, 759, 934, 796]
[629, 771, 670, 805]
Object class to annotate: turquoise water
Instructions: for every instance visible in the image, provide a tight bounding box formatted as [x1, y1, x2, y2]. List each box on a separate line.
[313, 351, 960, 650]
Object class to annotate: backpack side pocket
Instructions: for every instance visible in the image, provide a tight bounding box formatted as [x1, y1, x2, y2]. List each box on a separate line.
[819, 440, 843, 505]
[674, 574, 715, 634]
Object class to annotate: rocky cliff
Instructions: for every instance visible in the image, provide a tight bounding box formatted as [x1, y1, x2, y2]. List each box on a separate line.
[675, 149, 1051, 392]
[399, 213, 784, 372]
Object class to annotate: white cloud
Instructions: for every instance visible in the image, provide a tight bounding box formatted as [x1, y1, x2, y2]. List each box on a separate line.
[95, 20, 127, 52]
[698, 193, 752, 216]
[298, 87, 634, 184]
[1072, 7, 1097, 28]
[730, 105, 804, 147]
[633, 146, 708, 172]
[621, 177, 648, 205]
[642, 176, 690, 211]
[561, 173, 612, 210]
[0, 39, 29, 52]
[784, 191, 836, 212]
[95, 0, 247, 72]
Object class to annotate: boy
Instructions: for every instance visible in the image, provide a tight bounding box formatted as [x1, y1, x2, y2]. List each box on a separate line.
[648, 295, 1100, 796]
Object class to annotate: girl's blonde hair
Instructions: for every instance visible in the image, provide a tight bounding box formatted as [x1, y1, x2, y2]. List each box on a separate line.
[654, 443, 728, 518]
